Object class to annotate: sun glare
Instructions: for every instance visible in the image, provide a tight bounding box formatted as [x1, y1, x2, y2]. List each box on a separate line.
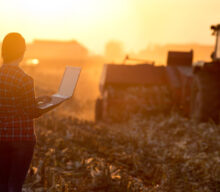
[1, 0, 218, 53]
[26, 59, 39, 66]
[21, 0, 67, 16]
[20, 0, 115, 21]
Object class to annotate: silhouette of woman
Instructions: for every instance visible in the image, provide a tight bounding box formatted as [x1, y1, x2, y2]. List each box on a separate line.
[0, 33, 49, 192]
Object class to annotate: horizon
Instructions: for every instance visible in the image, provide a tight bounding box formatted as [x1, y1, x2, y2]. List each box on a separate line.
[0, 32, 216, 55]
[0, 38, 215, 65]
[0, 38, 215, 54]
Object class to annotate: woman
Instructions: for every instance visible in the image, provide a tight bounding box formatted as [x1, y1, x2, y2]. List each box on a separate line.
[0, 33, 50, 192]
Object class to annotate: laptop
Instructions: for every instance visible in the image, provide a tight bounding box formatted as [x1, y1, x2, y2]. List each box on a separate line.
[38, 66, 81, 110]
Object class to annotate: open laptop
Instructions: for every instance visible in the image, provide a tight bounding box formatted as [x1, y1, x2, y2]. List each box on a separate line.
[38, 66, 81, 110]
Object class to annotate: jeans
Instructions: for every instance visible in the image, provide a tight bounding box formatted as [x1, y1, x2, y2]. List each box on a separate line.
[0, 141, 35, 192]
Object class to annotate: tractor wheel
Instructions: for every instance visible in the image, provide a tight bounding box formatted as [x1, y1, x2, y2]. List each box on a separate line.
[95, 98, 103, 122]
[190, 70, 220, 123]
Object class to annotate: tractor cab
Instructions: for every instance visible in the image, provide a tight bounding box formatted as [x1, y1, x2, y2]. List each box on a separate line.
[211, 24, 220, 61]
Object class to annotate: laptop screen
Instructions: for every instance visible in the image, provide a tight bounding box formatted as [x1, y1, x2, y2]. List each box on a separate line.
[58, 66, 81, 97]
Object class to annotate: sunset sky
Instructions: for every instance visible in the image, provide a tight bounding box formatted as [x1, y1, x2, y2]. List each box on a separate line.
[0, 0, 219, 53]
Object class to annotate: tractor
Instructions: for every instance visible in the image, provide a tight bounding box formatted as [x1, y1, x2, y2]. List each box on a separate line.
[190, 24, 220, 122]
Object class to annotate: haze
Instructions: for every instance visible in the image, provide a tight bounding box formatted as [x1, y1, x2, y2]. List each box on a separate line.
[0, 0, 219, 53]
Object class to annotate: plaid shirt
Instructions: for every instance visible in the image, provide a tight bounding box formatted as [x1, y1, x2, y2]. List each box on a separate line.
[0, 64, 40, 142]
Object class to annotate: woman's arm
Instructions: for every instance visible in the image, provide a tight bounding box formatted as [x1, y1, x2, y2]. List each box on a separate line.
[19, 76, 42, 118]
[20, 76, 61, 118]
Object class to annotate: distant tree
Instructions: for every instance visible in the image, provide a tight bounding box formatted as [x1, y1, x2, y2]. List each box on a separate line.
[105, 40, 124, 63]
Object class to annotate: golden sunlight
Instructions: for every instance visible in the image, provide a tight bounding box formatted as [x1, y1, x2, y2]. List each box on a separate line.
[0, 0, 219, 53]
[20, 0, 116, 22]
[0, 1, 220, 191]
[20, 0, 68, 17]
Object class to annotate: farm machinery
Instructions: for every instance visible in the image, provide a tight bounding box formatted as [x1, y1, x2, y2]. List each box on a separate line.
[190, 24, 220, 122]
[95, 24, 220, 123]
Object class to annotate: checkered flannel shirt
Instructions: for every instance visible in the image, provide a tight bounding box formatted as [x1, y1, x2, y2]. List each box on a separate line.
[0, 64, 40, 142]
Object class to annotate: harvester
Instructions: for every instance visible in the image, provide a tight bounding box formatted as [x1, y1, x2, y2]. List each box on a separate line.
[95, 24, 220, 123]
[95, 50, 193, 122]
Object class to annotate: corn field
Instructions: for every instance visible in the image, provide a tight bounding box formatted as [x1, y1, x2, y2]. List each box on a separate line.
[21, 65, 220, 192]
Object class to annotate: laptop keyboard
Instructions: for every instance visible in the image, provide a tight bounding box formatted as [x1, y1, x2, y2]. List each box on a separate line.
[38, 96, 65, 109]
[51, 96, 65, 105]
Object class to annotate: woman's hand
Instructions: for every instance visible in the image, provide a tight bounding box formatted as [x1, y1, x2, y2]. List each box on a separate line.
[36, 96, 61, 115]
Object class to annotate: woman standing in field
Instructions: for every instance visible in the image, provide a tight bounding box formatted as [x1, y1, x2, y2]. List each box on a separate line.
[0, 33, 49, 192]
